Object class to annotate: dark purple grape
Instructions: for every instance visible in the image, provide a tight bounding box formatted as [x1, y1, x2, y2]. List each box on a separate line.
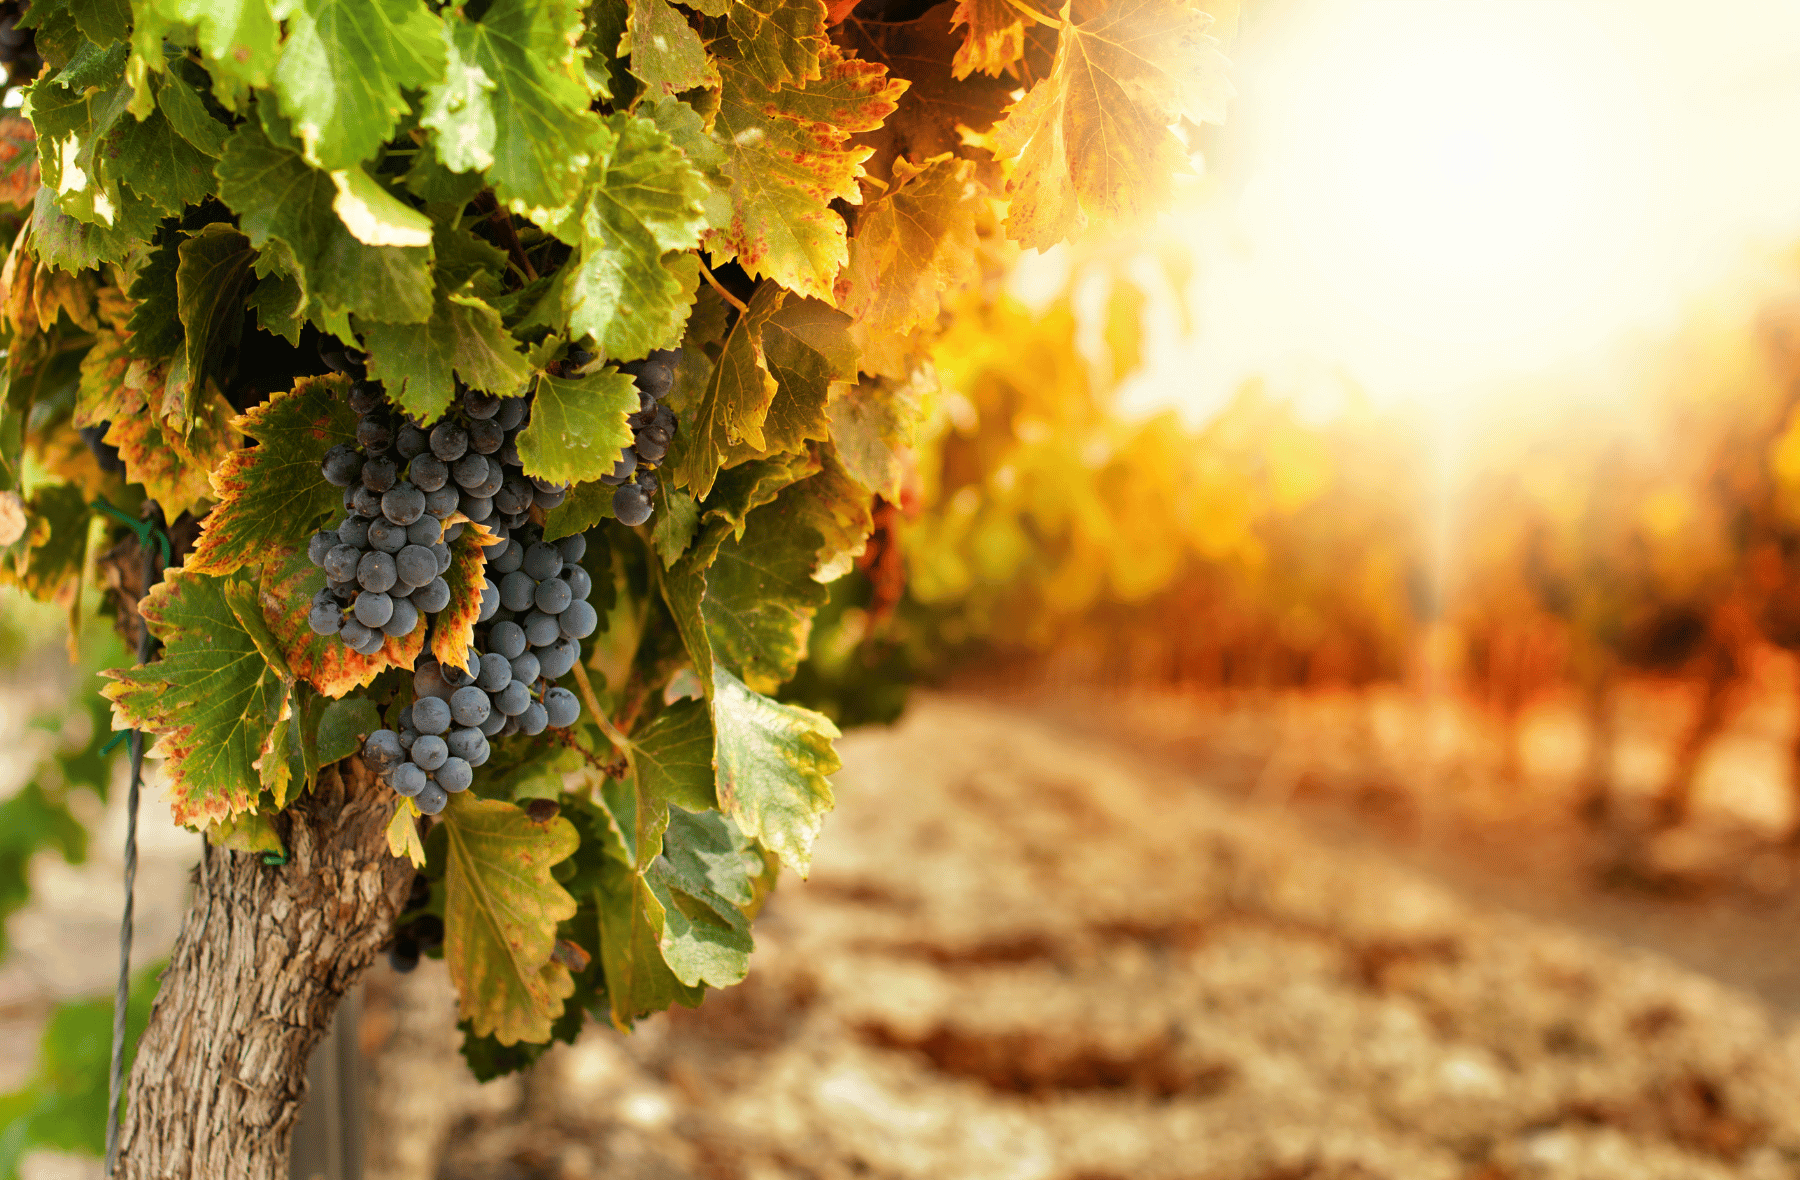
[308, 530, 338, 566]
[494, 679, 530, 716]
[534, 578, 572, 615]
[537, 637, 578, 680]
[338, 516, 372, 548]
[490, 539, 523, 575]
[523, 543, 562, 581]
[364, 729, 404, 769]
[413, 696, 452, 736]
[543, 687, 580, 728]
[425, 484, 461, 520]
[564, 565, 591, 600]
[450, 686, 491, 727]
[495, 397, 527, 431]
[478, 652, 513, 692]
[383, 483, 426, 526]
[613, 486, 652, 526]
[392, 762, 428, 797]
[523, 612, 560, 647]
[468, 418, 503, 454]
[368, 518, 407, 554]
[322, 444, 363, 487]
[443, 660, 475, 689]
[308, 599, 343, 635]
[416, 782, 448, 815]
[384, 596, 421, 636]
[600, 449, 636, 486]
[479, 578, 500, 622]
[447, 727, 488, 763]
[488, 621, 527, 659]
[358, 550, 398, 593]
[341, 617, 378, 652]
[354, 591, 394, 628]
[508, 650, 541, 685]
[348, 382, 383, 415]
[412, 734, 448, 771]
[432, 422, 470, 463]
[499, 571, 536, 612]
[395, 423, 429, 460]
[414, 660, 452, 701]
[461, 494, 494, 523]
[533, 486, 567, 510]
[473, 459, 505, 499]
[396, 544, 436, 587]
[353, 486, 385, 517]
[413, 577, 451, 614]
[407, 515, 443, 547]
[559, 599, 598, 639]
[324, 544, 361, 582]
[357, 417, 393, 453]
[518, 702, 548, 736]
[433, 542, 452, 575]
[410, 454, 449, 492]
[437, 757, 473, 793]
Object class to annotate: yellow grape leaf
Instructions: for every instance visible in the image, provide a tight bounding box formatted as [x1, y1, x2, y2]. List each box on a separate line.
[949, 0, 1024, 78]
[729, 0, 827, 91]
[708, 42, 906, 302]
[259, 547, 425, 698]
[991, 0, 1232, 249]
[441, 795, 580, 1046]
[388, 798, 426, 867]
[431, 520, 497, 675]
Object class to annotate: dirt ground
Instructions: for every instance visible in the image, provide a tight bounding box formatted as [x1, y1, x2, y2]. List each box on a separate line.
[349, 692, 1800, 1180]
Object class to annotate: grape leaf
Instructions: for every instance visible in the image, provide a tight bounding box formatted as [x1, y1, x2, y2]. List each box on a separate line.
[689, 504, 830, 692]
[948, 0, 1023, 77]
[626, 0, 709, 95]
[991, 0, 1233, 249]
[728, 0, 827, 91]
[360, 285, 530, 422]
[595, 852, 701, 1027]
[515, 368, 638, 487]
[0, 115, 41, 211]
[259, 547, 426, 697]
[187, 374, 358, 576]
[441, 794, 580, 1045]
[727, 293, 855, 464]
[617, 697, 715, 872]
[273, 0, 447, 171]
[559, 113, 711, 361]
[431, 520, 497, 675]
[645, 96, 733, 230]
[388, 798, 426, 867]
[645, 857, 751, 989]
[215, 122, 434, 327]
[68, 0, 131, 47]
[668, 282, 783, 501]
[328, 166, 434, 248]
[109, 104, 219, 215]
[153, 66, 231, 157]
[434, 0, 603, 225]
[175, 224, 257, 417]
[140, 0, 282, 97]
[707, 43, 904, 302]
[700, 449, 819, 540]
[540, 479, 615, 541]
[103, 569, 292, 826]
[838, 154, 980, 373]
[30, 183, 162, 273]
[1, 481, 89, 601]
[650, 482, 699, 566]
[709, 666, 839, 875]
[827, 368, 924, 501]
[125, 228, 184, 359]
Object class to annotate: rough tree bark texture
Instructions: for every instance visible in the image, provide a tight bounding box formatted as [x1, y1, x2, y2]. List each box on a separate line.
[116, 757, 413, 1180]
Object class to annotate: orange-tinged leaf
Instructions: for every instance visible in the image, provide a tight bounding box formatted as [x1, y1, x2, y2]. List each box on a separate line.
[707, 42, 906, 302]
[432, 520, 498, 675]
[441, 795, 581, 1046]
[991, 0, 1232, 249]
[668, 282, 784, 500]
[188, 375, 358, 576]
[101, 412, 218, 523]
[0, 115, 40, 211]
[259, 547, 425, 698]
[949, 0, 1024, 77]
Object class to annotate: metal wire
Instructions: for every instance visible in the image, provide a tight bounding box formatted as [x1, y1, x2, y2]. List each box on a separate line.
[104, 527, 163, 1177]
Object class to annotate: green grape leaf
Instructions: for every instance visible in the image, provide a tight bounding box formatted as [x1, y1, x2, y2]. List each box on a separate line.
[188, 374, 357, 576]
[700, 449, 819, 540]
[316, 695, 381, 765]
[727, 0, 827, 91]
[828, 368, 924, 501]
[205, 808, 285, 854]
[215, 122, 434, 326]
[125, 229, 184, 359]
[626, 0, 709, 95]
[709, 666, 839, 875]
[708, 43, 904, 302]
[154, 67, 231, 156]
[175, 223, 257, 415]
[30, 184, 161, 272]
[102, 569, 293, 827]
[2, 482, 90, 601]
[618, 697, 715, 871]
[594, 851, 702, 1027]
[650, 482, 699, 566]
[361, 285, 530, 422]
[441, 794, 580, 1045]
[327, 165, 434, 247]
[560, 112, 711, 361]
[259, 546, 426, 697]
[661, 805, 760, 907]
[790, 444, 874, 580]
[645, 855, 751, 989]
[645, 95, 733, 229]
[143, 0, 282, 95]
[68, 0, 132, 45]
[434, 0, 603, 225]
[110, 105, 219, 215]
[540, 479, 615, 541]
[667, 281, 783, 501]
[726, 294, 854, 464]
[273, 0, 447, 171]
[515, 368, 638, 487]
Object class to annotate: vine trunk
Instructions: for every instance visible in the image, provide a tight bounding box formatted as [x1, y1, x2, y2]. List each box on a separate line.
[115, 758, 411, 1179]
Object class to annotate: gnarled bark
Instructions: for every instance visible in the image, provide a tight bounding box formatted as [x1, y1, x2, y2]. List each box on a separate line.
[116, 758, 413, 1180]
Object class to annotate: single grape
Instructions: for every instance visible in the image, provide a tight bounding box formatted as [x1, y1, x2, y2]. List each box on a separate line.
[496, 437, 521, 468]
[534, 486, 567, 511]
[518, 702, 549, 736]
[473, 459, 505, 499]
[478, 709, 507, 736]
[494, 679, 531, 716]
[509, 650, 542, 685]
[424, 484, 461, 520]
[477, 652, 512, 692]
[338, 516, 372, 549]
[633, 433, 668, 464]
[324, 544, 361, 582]
[361, 455, 397, 493]
[463, 388, 501, 419]
[396, 544, 437, 588]
[559, 599, 598, 640]
[495, 397, 527, 431]
[613, 486, 652, 526]
[406, 515, 443, 547]
[410, 453, 449, 492]
[497, 715, 522, 738]
[494, 475, 532, 516]
[416, 782, 448, 816]
[413, 696, 452, 736]
[391, 762, 428, 797]
[328, 577, 359, 601]
[411, 734, 448, 771]
[479, 578, 500, 622]
[436, 757, 473, 793]
[365, 729, 405, 768]
[499, 570, 537, 612]
[413, 577, 451, 614]
[395, 423, 429, 460]
[447, 726, 487, 762]
[308, 530, 338, 567]
[443, 660, 475, 689]
[431, 421, 469, 463]
[557, 534, 587, 563]
[321, 444, 363, 487]
[342, 486, 359, 514]
[414, 660, 452, 701]
[451, 451, 488, 489]
[534, 578, 572, 615]
[384, 596, 421, 637]
[537, 637, 579, 681]
[488, 621, 527, 659]
[353, 486, 385, 517]
[461, 494, 494, 523]
[357, 417, 393, 453]
[433, 542, 453, 575]
[383, 483, 426, 526]
[565, 566, 593, 602]
[348, 381, 383, 415]
[358, 550, 398, 593]
[543, 687, 580, 729]
[523, 612, 560, 647]
[397, 702, 415, 731]
[398, 727, 418, 752]
[443, 522, 466, 544]
[635, 364, 674, 401]
[308, 599, 343, 635]
[635, 470, 658, 498]
[367, 518, 407, 554]
[468, 418, 503, 454]
[341, 617, 377, 652]
[601, 448, 637, 486]
[522, 543, 562, 581]
[354, 591, 394, 628]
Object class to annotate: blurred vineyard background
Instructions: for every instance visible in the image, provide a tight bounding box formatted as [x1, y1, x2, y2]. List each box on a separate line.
[17, 0, 1800, 1177]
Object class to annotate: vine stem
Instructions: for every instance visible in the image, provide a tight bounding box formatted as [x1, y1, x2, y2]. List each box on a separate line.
[696, 258, 749, 314]
[570, 661, 632, 760]
[1002, 0, 1064, 28]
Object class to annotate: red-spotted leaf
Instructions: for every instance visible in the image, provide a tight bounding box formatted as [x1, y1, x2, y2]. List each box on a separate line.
[259, 547, 425, 698]
[432, 519, 498, 674]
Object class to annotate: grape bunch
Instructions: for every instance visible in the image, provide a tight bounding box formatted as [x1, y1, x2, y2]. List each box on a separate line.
[360, 529, 593, 815]
[305, 347, 569, 654]
[598, 348, 679, 527]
